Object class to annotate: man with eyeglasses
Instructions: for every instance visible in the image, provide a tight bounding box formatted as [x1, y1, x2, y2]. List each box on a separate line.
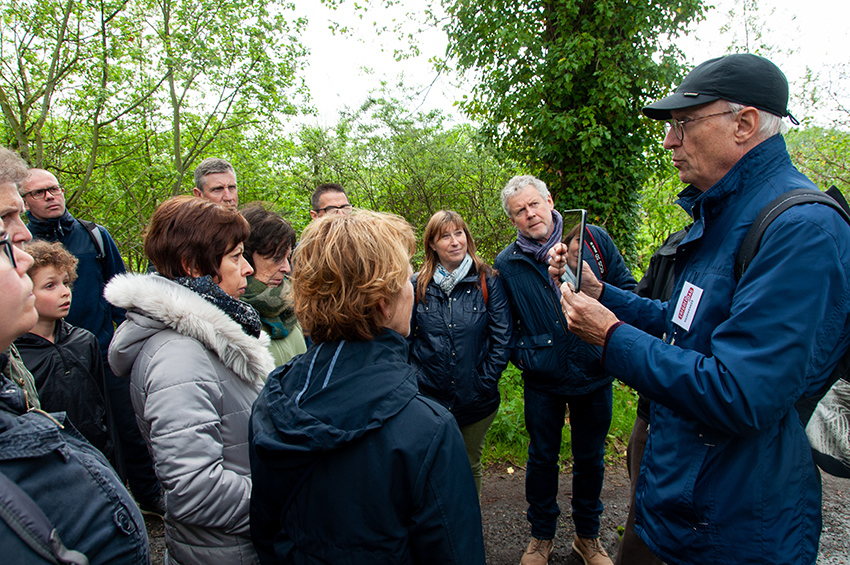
[193, 157, 239, 209]
[309, 183, 353, 220]
[0, 147, 41, 410]
[20, 167, 165, 517]
[550, 54, 850, 565]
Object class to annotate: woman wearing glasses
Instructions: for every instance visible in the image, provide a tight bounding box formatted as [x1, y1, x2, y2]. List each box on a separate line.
[409, 210, 512, 494]
[106, 196, 274, 565]
[240, 204, 307, 366]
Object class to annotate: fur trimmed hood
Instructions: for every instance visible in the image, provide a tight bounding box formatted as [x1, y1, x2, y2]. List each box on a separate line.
[105, 273, 275, 384]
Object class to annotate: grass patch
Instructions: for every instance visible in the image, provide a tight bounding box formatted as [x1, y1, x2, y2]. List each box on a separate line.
[483, 364, 638, 467]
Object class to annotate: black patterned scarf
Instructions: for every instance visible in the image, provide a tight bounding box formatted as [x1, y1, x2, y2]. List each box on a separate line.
[172, 275, 262, 338]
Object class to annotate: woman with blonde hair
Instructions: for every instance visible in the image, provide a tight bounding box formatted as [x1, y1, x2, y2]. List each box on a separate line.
[249, 209, 485, 564]
[410, 210, 512, 494]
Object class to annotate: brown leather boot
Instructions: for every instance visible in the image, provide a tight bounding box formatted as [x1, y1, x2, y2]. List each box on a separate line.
[520, 536, 554, 565]
[572, 535, 613, 565]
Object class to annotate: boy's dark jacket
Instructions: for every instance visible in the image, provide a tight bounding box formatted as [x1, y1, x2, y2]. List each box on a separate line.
[14, 320, 112, 459]
[249, 330, 486, 564]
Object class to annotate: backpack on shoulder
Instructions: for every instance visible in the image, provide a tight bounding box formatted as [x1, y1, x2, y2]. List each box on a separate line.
[76, 219, 106, 269]
[735, 185, 850, 478]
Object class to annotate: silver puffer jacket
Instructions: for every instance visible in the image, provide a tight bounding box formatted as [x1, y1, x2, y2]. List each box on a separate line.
[106, 274, 274, 565]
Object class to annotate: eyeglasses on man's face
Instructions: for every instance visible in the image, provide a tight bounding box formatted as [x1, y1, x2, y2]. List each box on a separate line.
[0, 235, 16, 269]
[315, 204, 353, 215]
[664, 110, 734, 141]
[21, 185, 64, 200]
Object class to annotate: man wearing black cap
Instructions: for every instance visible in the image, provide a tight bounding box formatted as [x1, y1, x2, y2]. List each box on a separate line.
[549, 53, 850, 564]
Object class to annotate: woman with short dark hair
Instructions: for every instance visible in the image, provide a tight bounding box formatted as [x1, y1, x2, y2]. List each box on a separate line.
[249, 209, 486, 564]
[239, 204, 306, 366]
[106, 196, 274, 565]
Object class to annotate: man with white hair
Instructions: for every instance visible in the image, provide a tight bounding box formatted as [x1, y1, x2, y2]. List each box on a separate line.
[552, 53, 850, 565]
[494, 174, 635, 565]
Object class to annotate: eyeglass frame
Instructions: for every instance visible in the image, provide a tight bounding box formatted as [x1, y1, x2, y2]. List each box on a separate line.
[314, 204, 353, 214]
[665, 110, 735, 141]
[1, 234, 16, 269]
[21, 185, 64, 200]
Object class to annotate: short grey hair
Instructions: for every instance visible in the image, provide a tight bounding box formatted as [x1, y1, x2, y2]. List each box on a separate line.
[501, 175, 550, 217]
[727, 102, 787, 139]
[0, 148, 29, 190]
[194, 158, 235, 191]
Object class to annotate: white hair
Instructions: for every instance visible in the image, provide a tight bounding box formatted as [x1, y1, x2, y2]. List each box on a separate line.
[727, 102, 788, 139]
[500, 175, 549, 217]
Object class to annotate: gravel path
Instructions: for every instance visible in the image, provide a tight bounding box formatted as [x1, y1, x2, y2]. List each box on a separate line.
[144, 460, 849, 564]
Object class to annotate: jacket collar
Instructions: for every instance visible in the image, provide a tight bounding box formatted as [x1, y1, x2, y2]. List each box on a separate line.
[676, 134, 788, 221]
[105, 273, 274, 384]
[26, 210, 76, 241]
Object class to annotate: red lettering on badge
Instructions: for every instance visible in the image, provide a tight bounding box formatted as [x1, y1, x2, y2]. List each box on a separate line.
[678, 287, 693, 320]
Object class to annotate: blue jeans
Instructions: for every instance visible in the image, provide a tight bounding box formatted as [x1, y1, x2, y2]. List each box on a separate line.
[524, 383, 612, 540]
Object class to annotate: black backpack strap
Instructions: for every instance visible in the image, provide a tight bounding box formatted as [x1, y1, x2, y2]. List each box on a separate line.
[0, 470, 89, 565]
[76, 219, 106, 266]
[735, 188, 850, 281]
[583, 226, 608, 281]
[733, 187, 850, 427]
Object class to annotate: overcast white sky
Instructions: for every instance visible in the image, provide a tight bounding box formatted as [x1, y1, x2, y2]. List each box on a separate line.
[295, 0, 850, 127]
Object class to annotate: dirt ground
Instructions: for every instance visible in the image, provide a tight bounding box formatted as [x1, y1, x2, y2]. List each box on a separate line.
[144, 460, 849, 564]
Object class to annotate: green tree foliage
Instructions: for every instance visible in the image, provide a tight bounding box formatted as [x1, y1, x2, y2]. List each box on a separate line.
[438, 0, 705, 264]
[786, 128, 850, 193]
[1, 0, 308, 268]
[291, 91, 519, 264]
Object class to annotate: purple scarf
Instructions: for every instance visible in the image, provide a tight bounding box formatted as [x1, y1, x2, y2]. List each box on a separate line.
[515, 209, 563, 295]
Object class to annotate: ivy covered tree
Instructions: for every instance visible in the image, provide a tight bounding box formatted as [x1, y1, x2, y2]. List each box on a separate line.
[439, 0, 706, 262]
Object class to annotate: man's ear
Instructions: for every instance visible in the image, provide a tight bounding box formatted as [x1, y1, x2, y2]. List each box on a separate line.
[734, 107, 760, 144]
[192, 187, 203, 198]
[23, 199, 30, 212]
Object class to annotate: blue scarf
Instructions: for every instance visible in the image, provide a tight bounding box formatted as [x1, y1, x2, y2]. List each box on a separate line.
[433, 253, 474, 297]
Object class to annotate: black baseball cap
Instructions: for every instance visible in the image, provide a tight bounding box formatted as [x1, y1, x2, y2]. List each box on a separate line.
[643, 53, 795, 122]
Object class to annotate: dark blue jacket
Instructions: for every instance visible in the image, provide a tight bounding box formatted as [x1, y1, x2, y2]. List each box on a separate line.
[601, 135, 850, 564]
[249, 331, 485, 564]
[494, 224, 636, 395]
[15, 320, 112, 460]
[409, 269, 512, 426]
[27, 211, 126, 356]
[0, 355, 148, 564]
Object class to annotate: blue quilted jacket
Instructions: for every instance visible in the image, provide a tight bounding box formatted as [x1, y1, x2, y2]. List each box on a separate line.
[494, 224, 635, 395]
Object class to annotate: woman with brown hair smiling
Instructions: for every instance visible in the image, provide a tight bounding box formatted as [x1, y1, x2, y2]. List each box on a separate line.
[409, 209, 512, 495]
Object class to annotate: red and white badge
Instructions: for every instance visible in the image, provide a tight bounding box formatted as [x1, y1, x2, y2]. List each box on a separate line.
[672, 281, 703, 332]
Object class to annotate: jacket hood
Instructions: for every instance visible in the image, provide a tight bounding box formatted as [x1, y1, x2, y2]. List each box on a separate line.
[251, 331, 418, 468]
[105, 273, 274, 385]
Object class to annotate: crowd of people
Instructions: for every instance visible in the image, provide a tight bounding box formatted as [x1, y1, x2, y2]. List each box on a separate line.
[0, 52, 847, 565]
